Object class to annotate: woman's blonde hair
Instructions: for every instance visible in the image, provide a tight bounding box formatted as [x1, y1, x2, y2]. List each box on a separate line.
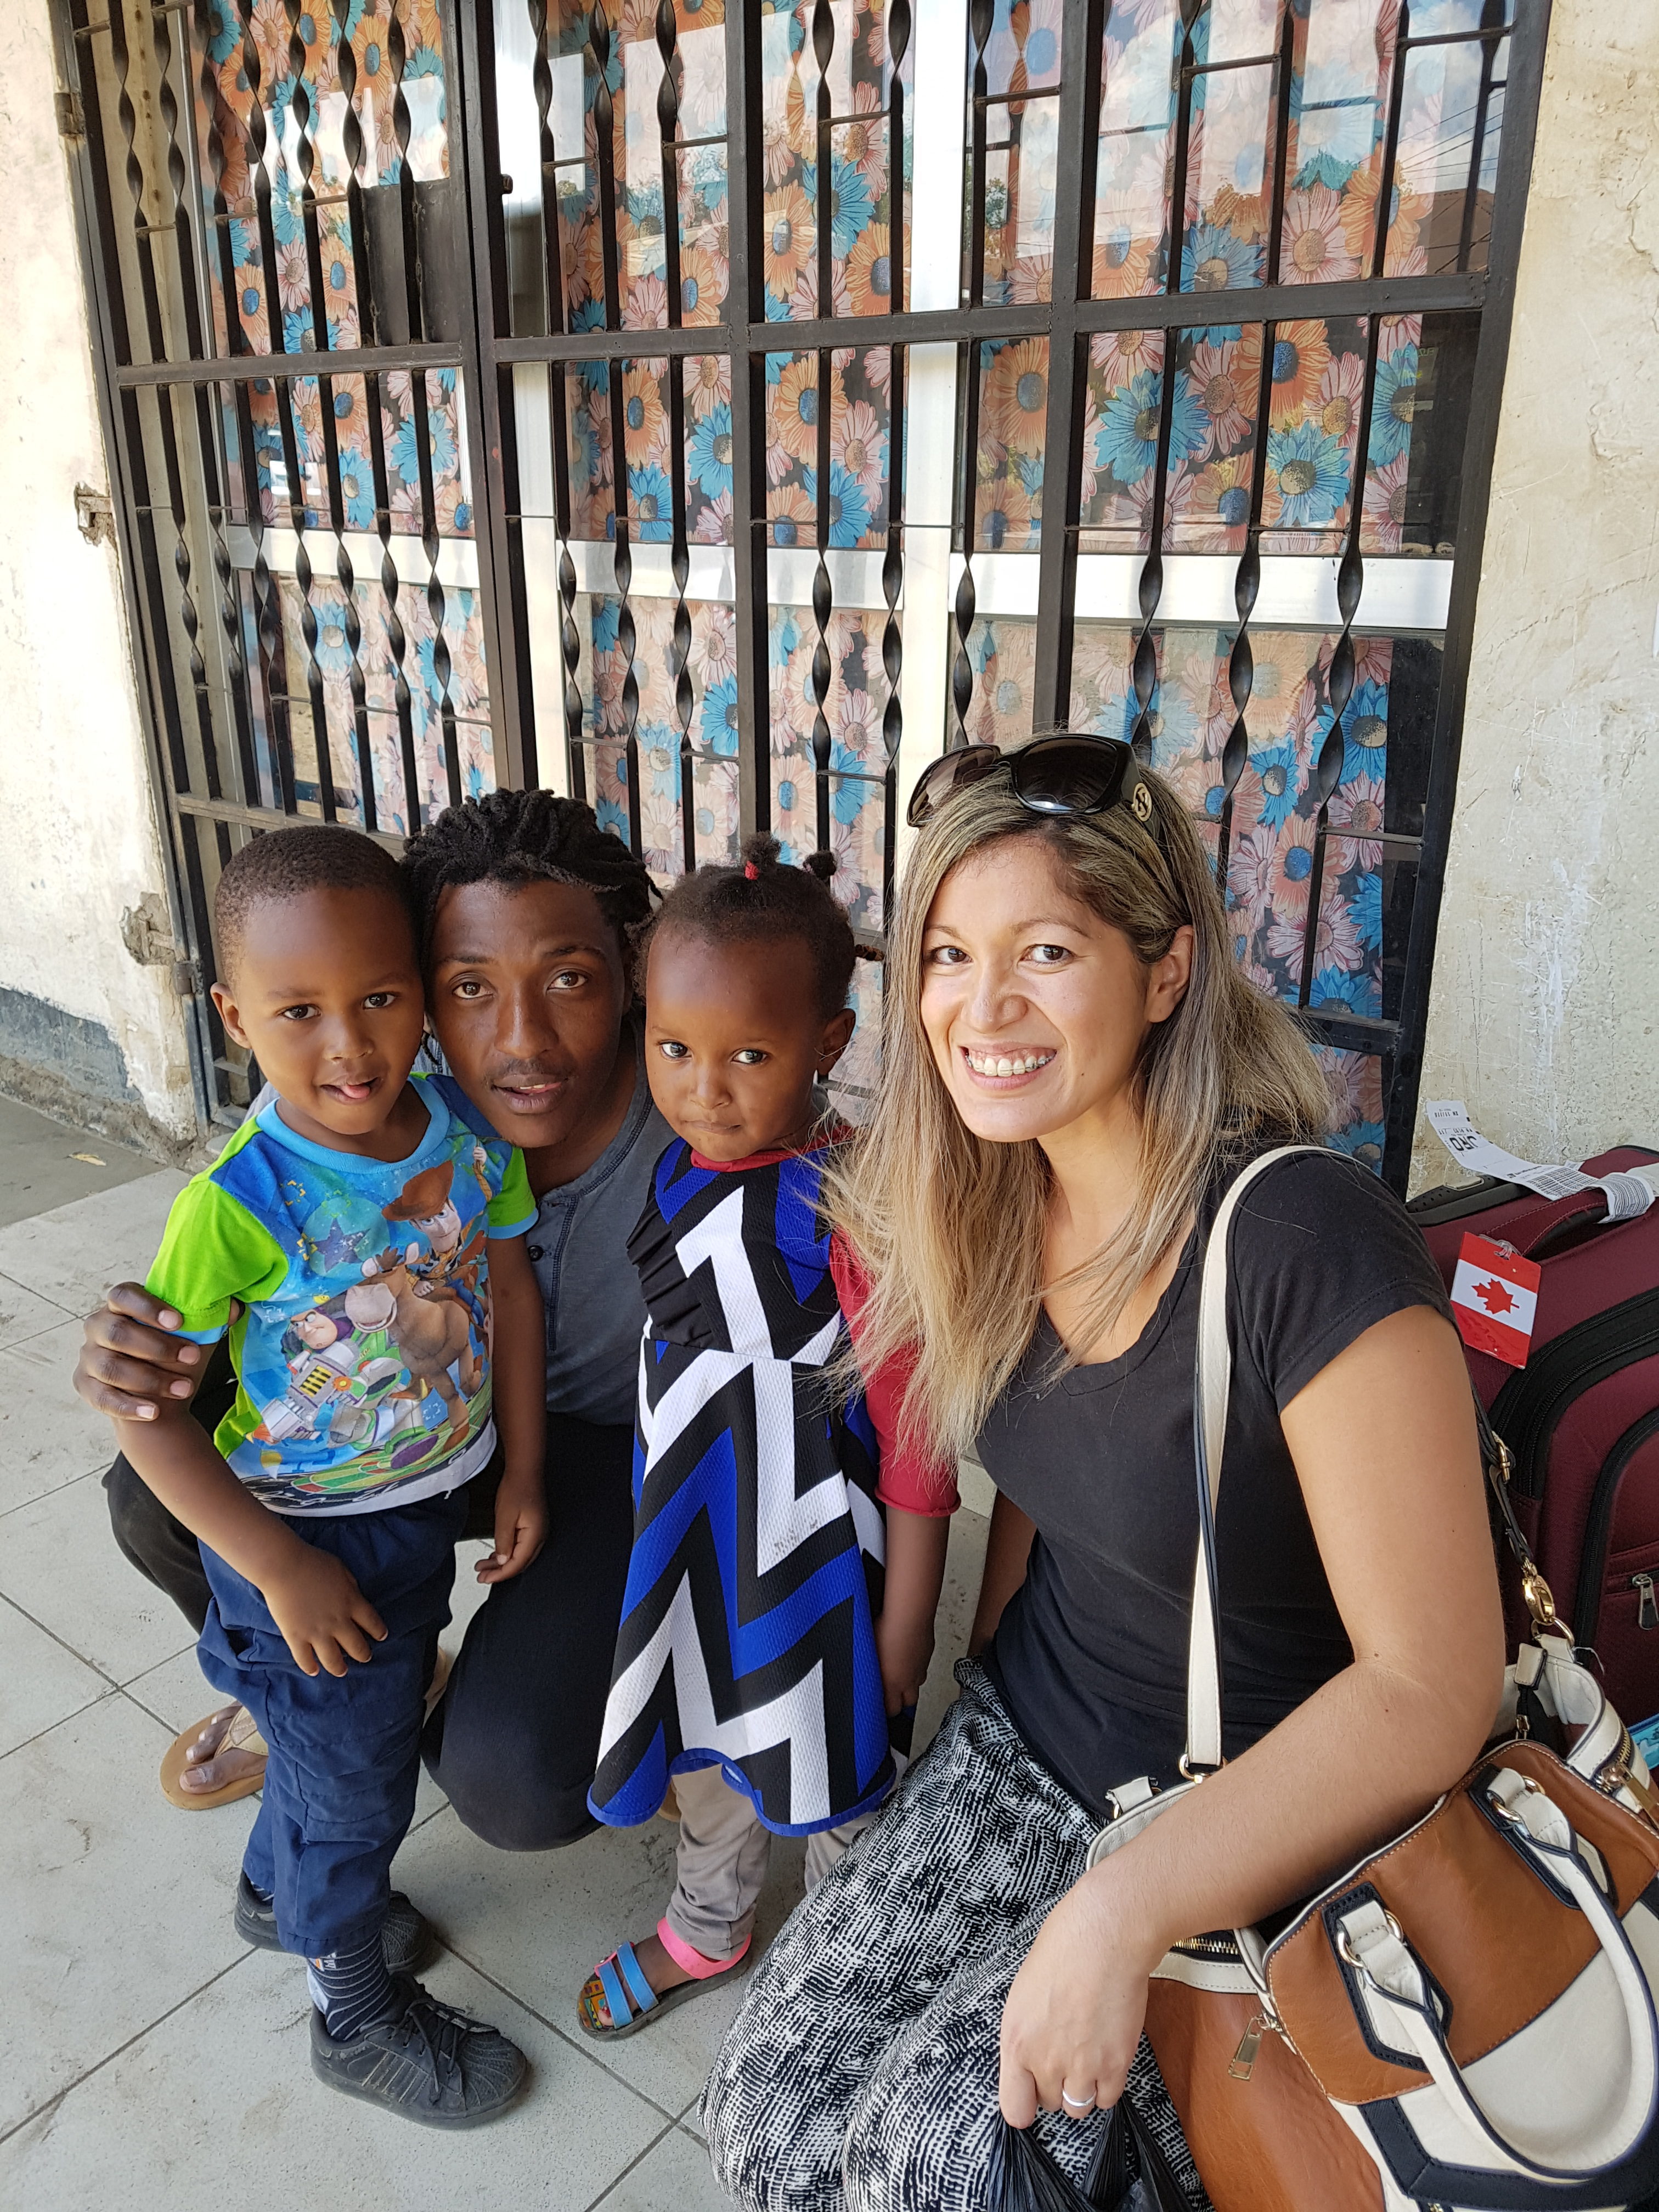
[824, 765, 1333, 1463]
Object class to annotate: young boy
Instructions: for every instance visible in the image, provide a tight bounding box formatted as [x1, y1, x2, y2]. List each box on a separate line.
[112, 824, 545, 2125]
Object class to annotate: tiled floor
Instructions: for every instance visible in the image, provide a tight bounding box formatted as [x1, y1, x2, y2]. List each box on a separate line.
[0, 1133, 991, 2210]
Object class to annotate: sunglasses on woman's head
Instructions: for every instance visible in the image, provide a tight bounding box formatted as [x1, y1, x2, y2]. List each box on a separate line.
[905, 734, 1160, 833]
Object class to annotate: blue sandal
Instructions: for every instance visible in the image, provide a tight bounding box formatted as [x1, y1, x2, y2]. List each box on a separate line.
[577, 1922, 751, 2041]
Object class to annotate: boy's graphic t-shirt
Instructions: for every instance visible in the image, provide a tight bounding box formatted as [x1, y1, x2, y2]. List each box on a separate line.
[146, 1073, 534, 1515]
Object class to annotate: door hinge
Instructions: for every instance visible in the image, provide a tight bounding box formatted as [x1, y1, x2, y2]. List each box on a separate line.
[55, 88, 85, 142]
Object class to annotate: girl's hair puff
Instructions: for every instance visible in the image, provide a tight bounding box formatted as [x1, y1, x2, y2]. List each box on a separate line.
[641, 836, 856, 1020]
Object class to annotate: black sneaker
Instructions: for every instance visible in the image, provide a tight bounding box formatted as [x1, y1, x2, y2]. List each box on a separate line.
[309, 1974, 527, 2128]
[234, 1874, 434, 1976]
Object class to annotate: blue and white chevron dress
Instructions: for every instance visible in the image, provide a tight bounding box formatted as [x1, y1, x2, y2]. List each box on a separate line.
[587, 1138, 894, 1837]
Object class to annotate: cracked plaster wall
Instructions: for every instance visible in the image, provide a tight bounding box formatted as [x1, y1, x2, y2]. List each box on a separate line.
[1413, 1, 1659, 1187]
[0, 2, 197, 1153]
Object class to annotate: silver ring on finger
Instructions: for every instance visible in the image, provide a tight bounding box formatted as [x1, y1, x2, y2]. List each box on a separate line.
[1060, 2086, 1096, 2114]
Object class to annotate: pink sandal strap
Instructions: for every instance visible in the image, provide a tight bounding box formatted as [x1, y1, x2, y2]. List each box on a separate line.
[656, 1917, 751, 1981]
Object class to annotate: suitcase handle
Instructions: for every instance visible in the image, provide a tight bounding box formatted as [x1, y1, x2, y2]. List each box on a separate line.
[1504, 1188, 1612, 1261]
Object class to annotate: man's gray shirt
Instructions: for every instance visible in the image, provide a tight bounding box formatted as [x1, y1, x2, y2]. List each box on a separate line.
[526, 1013, 669, 1428]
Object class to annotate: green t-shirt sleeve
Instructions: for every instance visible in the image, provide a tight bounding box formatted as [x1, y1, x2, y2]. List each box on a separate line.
[487, 1146, 535, 1240]
[145, 1175, 290, 1341]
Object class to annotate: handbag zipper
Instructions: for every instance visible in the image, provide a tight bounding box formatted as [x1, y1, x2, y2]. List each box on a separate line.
[1491, 1289, 1659, 1500]
[1572, 1407, 1659, 1643]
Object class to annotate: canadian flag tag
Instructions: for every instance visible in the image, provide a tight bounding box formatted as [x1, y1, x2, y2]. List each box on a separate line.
[1450, 1233, 1542, 1368]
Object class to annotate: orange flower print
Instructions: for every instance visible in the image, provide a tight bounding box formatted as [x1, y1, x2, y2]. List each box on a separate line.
[1238, 321, 1331, 428]
[1092, 190, 1156, 298]
[764, 185, 814, 300]
[773, 358, 822, 465]
[1316, 348, 1366, 442]
[984, 339, 1049, 460]
[845, 223, 893, 317]
[620, 365, 667, 465]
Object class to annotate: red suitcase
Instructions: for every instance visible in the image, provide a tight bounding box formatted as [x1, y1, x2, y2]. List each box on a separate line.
[1410, 1146, 1659, 1724]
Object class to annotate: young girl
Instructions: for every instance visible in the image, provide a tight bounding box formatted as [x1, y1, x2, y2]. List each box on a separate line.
[578, 838, 956, 2039]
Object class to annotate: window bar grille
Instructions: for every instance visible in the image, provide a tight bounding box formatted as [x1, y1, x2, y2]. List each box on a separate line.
[657, 0, 697, 876]
[151, 0, 213, 365]
[1032, 0, 1100, 736]
[283, 3, 331, 351]
[272, 372, 341, 818]
[317, 370, 380, 829]
[362, 366, 424, 830]
[1457, 4, 1508, 275]
[331, 0, 378, 346]
[527, 0, 584, 798]
[232, 0, 287, 358]
[193, 0, 247, 362]
[202, 384, 263, 808]
[387, 0, 426, 341]
[722, 0, 766, 841]
[878, 1, 910, 921]
[949, 0, 996, 752]
[1290, 0, 1417, 1006]
[410, 368, 462, 810]
[589, 2, 644, 855]
[810, 0, 837, 854]
[1203, 0, 1295, 872]
[106, 0, 168, 363]
[161, 387, 227, 806]
[229, 377, 299, 811]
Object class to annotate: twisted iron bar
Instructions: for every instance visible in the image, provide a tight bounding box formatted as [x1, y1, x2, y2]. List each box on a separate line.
[590, 0, 642, 850]
[363, 368, 421, 830]
[658, 0, 698, 872]
[809, 0, 836, 849]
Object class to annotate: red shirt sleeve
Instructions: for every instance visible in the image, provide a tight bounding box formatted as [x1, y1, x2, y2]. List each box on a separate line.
[830, 1230, 958, 1517]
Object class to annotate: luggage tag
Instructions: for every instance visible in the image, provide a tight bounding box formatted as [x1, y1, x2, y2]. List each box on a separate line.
[1450, 1232, 1541, 1368]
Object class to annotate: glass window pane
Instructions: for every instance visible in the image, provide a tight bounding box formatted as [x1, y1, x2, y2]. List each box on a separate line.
[1093, 0, 1181, 299]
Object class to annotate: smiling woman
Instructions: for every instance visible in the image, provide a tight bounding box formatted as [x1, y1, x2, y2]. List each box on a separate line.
[703, 748, 1504, 2212]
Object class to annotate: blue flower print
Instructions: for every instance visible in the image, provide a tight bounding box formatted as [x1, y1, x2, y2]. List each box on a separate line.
[1328, 1120, 1386, 1170]
[770, 611, 801, 667]
[802, 465, 871, 548]
[1095, 370, 1163, 485]
[1251, 738, 1300, 834]
[629, 464, 674, 541]
[831, 742, 873, 826]
[687, 405, 734, 500]
[1307, 964, 1381, 1020]
[590, 597, 622, 655]
[1340, 678, 1388, 785]
[337, 449, 375, 529]
[204, 0, 239, 66]
[388, 407, 456, 490]
[402, 41, 447, 120]
[1350, 869, 1383, 952]
[778, 778, 797, 812]
[596, 794, 629, 841]
[828, 155, 873, 262]
[701, 673, 741, 758]
[1265, 421, 1347, 529]
[1181, 222, 1262, 300]
[416, 629, 453, 706]
[1368, 343, 1419, 469]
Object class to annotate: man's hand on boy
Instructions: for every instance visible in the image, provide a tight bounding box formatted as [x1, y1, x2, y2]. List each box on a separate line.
[74, 1283, 239, 1419]
[477, 1470, 548, 1585]
[262, 1547, 388, 1677]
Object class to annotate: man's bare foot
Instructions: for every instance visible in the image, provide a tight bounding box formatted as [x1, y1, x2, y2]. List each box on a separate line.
[179, 1704, 266, 1793]
[579, 1932, 695, 2032]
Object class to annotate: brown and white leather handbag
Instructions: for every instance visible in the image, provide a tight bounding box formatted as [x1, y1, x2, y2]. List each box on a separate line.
[1089, 1148, 1659, 2212]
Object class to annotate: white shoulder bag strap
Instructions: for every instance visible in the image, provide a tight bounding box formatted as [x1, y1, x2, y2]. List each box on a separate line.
[1183, 1144, 1335, 1776]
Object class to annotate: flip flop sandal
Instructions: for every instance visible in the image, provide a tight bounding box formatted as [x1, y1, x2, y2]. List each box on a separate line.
[577, 1919, 751, 2042]
[159, 1703, 268, 1812]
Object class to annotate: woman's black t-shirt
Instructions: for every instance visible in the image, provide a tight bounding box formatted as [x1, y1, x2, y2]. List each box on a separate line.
[978, 1148, 1453, 1819]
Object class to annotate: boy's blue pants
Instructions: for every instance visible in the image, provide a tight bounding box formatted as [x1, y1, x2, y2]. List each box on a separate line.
[198, 1487, 470, 1960]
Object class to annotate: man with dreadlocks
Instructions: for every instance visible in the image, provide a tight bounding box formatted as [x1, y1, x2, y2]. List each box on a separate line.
[78, 790, 678, 1854]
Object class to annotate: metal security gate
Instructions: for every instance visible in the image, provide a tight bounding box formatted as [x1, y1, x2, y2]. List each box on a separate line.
[53, 0, 1549, 1183]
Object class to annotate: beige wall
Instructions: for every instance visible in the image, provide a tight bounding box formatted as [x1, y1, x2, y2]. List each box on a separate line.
[1413, 0, 1659, 1189]
[0, 1, 196, 1153]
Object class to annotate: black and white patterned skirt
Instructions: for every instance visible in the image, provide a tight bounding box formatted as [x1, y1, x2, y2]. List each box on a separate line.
[700, 1660, 1206, 2212]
